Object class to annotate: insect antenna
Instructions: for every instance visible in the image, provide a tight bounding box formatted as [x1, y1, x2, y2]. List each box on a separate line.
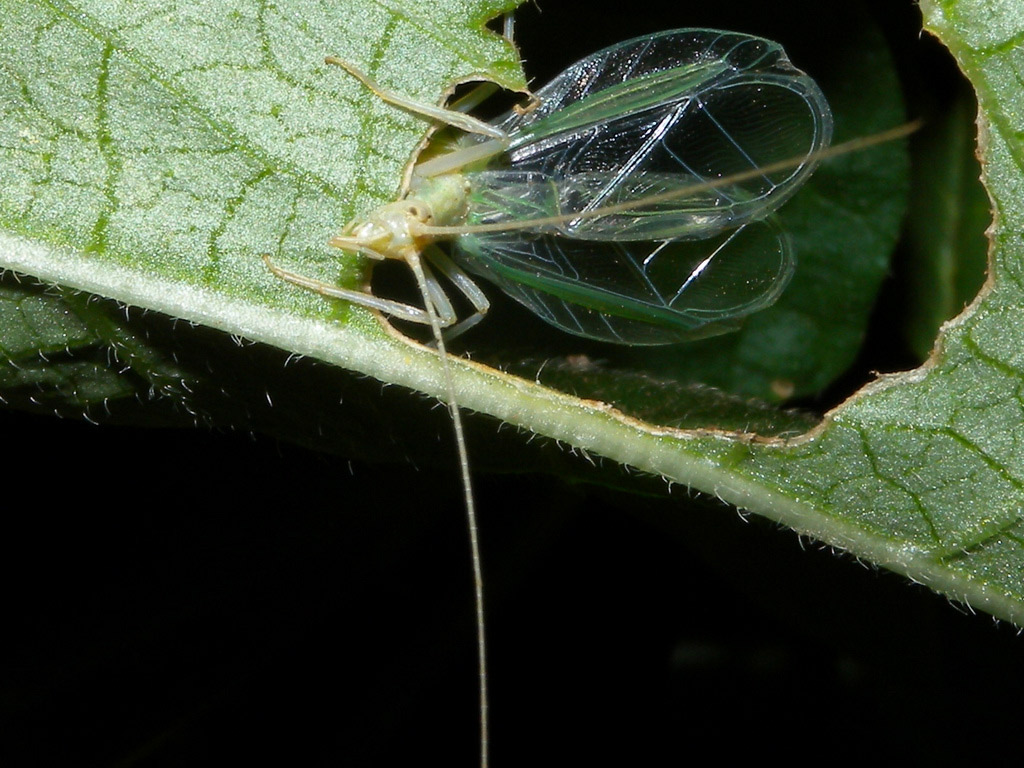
[414, 120, 922, 238]
[402, 250, 489, 768]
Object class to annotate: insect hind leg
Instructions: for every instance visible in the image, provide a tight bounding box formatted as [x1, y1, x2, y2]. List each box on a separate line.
[324, 56, 508, 141]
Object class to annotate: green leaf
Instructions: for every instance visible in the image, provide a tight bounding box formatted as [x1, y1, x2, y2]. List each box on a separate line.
[0, 280, 136, 411]
[904, 79, 990, 359]
[1, 0, 1022, 636]
[0, 0, 526, 418]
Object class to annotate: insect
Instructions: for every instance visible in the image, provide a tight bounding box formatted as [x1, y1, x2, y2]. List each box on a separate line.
[266, 28, 833, 345]
[264, 28, 834, 768]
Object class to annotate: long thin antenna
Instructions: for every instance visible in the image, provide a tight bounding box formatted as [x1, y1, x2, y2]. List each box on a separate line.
[415, 120, 922, 237]
[405, 252, 488, 768]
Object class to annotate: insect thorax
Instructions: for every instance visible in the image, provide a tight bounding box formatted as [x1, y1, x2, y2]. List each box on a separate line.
[407, 172, 473, 229]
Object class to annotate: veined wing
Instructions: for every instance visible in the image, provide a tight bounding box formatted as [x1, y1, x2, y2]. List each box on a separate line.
[466, 170, 793, 241]
[478, 29, 832, 241]
[453, 218, 794, 345]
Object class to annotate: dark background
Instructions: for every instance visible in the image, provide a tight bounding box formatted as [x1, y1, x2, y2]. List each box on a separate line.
[4, 1, 1021, 766]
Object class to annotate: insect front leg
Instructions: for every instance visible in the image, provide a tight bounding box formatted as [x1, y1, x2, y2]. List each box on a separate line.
[262, 254, 452, 328]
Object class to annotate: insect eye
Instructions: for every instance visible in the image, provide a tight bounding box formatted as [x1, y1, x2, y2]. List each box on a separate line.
[406, 203, 431, 222]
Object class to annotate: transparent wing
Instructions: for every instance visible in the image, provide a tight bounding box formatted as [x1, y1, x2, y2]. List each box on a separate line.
[474, 29, 832, 241]
[453, 218, 794, 345]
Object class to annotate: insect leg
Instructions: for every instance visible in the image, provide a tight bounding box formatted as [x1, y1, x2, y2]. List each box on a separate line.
[512, 91, 542, 116]
[445, 81, 502, 115]
[425, 246, 491, 343]
[497, 11, 540, 116]
[418, 257, 460, 329]
[262, 254, 452, 327]
[502, 10, 516, 43]
[324, 57, 509, 141]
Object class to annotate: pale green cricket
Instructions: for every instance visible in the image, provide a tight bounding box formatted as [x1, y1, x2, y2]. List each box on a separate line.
[264, 28, 834, 768]
[266, 28, 833, 344]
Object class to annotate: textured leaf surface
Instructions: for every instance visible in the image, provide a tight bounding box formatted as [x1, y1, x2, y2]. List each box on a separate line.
[904, 82, 989, 359]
